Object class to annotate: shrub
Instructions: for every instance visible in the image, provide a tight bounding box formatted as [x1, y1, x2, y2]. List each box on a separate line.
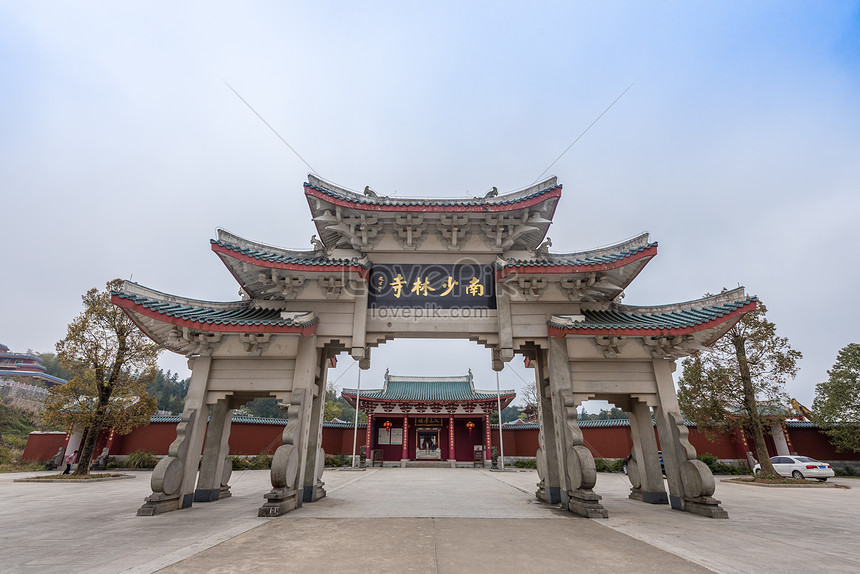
[232, 453, 273, 470]
[325, 453, 350, 467]
[514, 459, 537, 469]
[697, 452, 751, 475]
[594, 458, 624, 473]
[125, 450, 158, 469]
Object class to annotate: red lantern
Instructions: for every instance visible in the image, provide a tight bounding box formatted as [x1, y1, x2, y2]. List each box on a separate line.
[383, 420, 392, 430]
[466, 421, 475, 435]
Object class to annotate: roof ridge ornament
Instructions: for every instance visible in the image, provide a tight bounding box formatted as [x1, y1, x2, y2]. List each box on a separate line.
[535, 237, 552, 260]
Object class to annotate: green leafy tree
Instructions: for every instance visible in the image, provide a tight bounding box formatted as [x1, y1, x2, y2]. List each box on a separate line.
[323, 384, 343, 421]
[145, 369, 189, 414]
[35, 352, 72, 381]
[677, 302, 801, 478]
[813, 343, 860, 453]
[243, 398, 288, 419]
[490, 405, 524, 424]
[44, 279, 160, 475]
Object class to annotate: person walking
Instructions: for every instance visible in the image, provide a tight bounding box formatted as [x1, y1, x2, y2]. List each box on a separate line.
[62, 450, 79, 475]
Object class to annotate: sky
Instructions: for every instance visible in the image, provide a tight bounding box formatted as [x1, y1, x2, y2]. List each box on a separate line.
[1, 2, 859, 408]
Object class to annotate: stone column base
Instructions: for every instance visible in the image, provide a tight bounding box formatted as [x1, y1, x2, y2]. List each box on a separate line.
[629, 488, 668, 504]
[567, 489, 608, 518]
[194, 485, 232, 502]
[302, 483, 326, 503]
[258, 488, 298, 517]
[137, 493, 180, 516]
[684, 496, 729, 519]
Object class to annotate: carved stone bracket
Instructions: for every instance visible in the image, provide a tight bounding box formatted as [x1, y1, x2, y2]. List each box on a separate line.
[394, 214, 426, 250]
[437, 215, 471, 251]
[239, 333, 272, 356]
[643, 335, 704, 359]
[166, 328, 222, 357]
[516, 277, 548, 301]
[262, 271, 306, 300]
[559, 273, 600, 302]
[594, 335, 625, 359]
[318, 276, 345, 299]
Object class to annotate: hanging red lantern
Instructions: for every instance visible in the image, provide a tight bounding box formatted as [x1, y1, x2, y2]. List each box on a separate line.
[466, 421, 475, 435]
[383, 420, 392, 430]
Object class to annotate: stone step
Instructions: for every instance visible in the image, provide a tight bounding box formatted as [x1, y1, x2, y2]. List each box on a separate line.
[404, 461, 453, 468]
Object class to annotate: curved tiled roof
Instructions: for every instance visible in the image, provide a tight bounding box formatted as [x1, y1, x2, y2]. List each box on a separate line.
[304, 174, 561, 212]
[211, 229, 370, 272]
[112, 282, 318, 334]
[212, 239, 366, 268]
[549, 289, 757, 337]
[343, 374, 515, 403]
[150, 415, 290, 425]
[504, 234, 657, 270]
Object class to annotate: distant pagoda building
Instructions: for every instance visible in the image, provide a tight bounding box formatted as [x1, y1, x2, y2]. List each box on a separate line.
[0, 343, 66, 387]
[342, 370, 515, 465]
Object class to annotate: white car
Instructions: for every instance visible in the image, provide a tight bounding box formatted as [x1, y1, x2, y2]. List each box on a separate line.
[753, 455, 835, 481]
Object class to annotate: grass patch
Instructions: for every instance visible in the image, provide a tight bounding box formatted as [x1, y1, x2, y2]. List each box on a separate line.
[514, 459, 537, 469]
[38, 473, 126, 480]
[731, 476, 818, 485]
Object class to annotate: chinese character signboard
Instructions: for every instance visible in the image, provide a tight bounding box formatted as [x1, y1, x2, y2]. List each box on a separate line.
[369, 264, 496, 309]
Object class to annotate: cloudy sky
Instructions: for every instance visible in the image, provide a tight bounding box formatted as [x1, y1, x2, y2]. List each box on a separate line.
[2, 2, 858, 408]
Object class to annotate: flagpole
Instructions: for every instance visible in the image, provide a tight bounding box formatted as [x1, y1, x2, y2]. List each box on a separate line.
[351, 366, 361, 468]
[496, 369, 505, 470]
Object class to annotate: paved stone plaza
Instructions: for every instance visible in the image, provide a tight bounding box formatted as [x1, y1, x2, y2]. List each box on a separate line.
[1, 468, 857, 573]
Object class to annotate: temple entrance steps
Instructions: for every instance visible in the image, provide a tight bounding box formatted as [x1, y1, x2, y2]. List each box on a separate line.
[404, 461, 456, 468]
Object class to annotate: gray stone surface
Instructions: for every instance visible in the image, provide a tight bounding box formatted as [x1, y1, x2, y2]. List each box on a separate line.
[1, 468, 859, 573]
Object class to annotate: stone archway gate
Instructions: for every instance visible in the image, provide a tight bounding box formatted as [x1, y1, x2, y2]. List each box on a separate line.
[113, 175, 756, 519]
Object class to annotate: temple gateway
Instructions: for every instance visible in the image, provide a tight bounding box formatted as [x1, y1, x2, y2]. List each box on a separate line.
[342, 370, 515, 465]
[113, 175, 756, 519]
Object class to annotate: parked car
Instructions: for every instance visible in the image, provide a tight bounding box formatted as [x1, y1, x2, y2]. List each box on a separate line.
[622, 451, 664, 476]
[753, 455, 834, 481]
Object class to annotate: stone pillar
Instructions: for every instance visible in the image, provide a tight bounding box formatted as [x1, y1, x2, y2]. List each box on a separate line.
[534, 344, 563, 505]
[447, 415, 455, 467]
[627, 400, 667, 504]
[653, 359, 727, 518]
[195, 398, 234, 502]
[259, 336, 317, 517]
[302, 349, 331, 503]
[139, 356, 212, 516]
[771, 423, 790, 456]
[553, 339, 607, 518]
[484, 413, 492, 462]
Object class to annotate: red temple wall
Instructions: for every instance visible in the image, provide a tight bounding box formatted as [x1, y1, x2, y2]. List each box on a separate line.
[24, 420, 855, 464]
[787, 427, 860, 461]
[21, 432, 67, 461]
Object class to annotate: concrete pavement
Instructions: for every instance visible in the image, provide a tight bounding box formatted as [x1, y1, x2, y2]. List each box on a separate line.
[1, 467, 857, 573]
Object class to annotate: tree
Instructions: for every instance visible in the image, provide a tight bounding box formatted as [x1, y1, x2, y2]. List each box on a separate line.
[145, 369, 189, 414]
[35, 352, 72, 381]
[323, 383, 343, 421]
[677, 302, 801, 478]
[44, 279, 160, 475]
[813, 343, 860, 453]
